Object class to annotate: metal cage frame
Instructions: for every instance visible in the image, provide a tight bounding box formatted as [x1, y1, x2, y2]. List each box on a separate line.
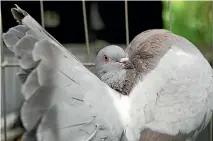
[0, 1, 212, 141]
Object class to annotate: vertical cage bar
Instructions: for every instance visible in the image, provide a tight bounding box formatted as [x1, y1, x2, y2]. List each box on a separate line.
[40, 0, 45, 28]
[82, 0, 91, 63]
[168, 0, 172, 31]
[0, 9, 7, 141]
[124, 0, 129, 46]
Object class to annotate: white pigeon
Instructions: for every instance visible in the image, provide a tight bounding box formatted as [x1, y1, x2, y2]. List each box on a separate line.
[2, 5, 213, 141]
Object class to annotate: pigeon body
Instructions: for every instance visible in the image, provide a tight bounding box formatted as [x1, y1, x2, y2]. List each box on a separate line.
[2, 5, 213, 141]
[125, 30, 213, 140]
[96, 30, 213, 141]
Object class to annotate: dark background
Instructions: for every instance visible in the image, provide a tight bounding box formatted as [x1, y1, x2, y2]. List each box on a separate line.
[2, 1, 163, 44]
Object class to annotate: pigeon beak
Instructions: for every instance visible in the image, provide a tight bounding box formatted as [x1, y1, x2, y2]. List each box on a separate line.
[119, 57, 133, 69]
[119, 57, 129, 64]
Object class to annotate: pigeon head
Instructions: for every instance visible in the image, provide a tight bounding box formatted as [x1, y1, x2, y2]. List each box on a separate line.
[95, 45, 133, 77]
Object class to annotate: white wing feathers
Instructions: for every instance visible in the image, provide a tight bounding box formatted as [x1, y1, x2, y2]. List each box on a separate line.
[3, 5, 126, 141]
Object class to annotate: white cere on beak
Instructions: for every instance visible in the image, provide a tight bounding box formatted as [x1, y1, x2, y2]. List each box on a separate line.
[119, 57, 129, 67]
[120, 57, 129, 63]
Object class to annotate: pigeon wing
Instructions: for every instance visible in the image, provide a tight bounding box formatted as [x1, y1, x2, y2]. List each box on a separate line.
[3, 5, 126, 141]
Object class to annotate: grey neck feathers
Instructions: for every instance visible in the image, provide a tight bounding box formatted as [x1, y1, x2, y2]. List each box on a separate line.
[99, 69, 136, 95]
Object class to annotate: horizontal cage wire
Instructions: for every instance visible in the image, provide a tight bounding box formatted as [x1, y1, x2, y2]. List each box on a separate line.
[1, 1, 213, 141]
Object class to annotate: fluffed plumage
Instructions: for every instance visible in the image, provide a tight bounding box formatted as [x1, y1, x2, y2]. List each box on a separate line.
[2, 5, 213, 141]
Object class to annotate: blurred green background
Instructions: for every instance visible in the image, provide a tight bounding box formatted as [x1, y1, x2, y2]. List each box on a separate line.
[163, 1, 212, 63]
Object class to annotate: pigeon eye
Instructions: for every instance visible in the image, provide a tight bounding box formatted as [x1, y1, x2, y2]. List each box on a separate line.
[104, 55, 109, 62]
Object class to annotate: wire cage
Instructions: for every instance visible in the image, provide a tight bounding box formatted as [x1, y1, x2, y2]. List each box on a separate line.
[0, 1, 212, 141]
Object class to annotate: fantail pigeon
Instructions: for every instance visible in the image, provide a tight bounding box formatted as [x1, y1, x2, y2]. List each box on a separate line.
[2, 5, 213, 141]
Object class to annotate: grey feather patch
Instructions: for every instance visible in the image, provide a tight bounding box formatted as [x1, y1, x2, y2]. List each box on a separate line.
[21, 85, 81, 131]
[17, 67, 38, 84]
[22, 126, 38, 141]
[2, 25, 29, 51]
[127, 30, 175, 78]
[11, 4, 28, 24]
[17, 69, 29, 83]
[26, 29, 43, 40]
[14, 36, 38, 69]
[21, 69, 40, 100]
[2, 32, 19, 51]
[21, 86, 54, 130]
